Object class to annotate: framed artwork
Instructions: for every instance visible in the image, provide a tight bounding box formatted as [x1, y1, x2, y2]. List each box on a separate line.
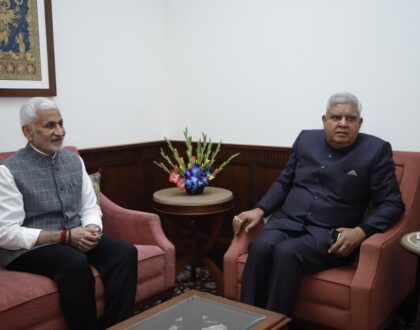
[0, 0, 56, 97]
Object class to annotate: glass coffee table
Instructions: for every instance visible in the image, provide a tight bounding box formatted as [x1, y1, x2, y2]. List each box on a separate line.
[109, 290, 291, 330]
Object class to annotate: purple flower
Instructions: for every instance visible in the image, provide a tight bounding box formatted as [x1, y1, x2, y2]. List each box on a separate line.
[183, 164, 210, 194]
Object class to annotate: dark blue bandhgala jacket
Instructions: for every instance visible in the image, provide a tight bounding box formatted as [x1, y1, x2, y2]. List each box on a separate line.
[257, 129, 405, 252]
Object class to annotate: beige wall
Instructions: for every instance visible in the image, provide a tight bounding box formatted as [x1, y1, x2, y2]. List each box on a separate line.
[165, 0, 420, 151]
[1, 0, 419, 152]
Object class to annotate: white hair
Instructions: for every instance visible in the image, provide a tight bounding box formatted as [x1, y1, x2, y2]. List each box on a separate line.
[20, 97, 59, 126]
[326, 92, 362, 115]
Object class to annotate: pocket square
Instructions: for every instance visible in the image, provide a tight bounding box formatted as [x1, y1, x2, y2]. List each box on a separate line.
[347, 170, 358, 176]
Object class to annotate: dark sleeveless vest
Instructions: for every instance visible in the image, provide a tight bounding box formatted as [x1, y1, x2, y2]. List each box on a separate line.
[0, 144, 83, 267]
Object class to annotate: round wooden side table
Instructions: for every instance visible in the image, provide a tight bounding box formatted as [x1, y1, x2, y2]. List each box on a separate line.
[401, 232, 420, 330]
[153, 187, 233, 294]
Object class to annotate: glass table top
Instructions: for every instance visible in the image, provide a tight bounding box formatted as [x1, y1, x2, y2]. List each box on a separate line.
[126, 294, 266, 330]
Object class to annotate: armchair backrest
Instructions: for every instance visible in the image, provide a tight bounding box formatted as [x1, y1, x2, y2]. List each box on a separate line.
[0, 151, 15, 163]
[386, 151, 420, 235]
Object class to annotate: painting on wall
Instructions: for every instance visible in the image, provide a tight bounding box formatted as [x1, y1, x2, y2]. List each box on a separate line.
[0, 0, 56, 97]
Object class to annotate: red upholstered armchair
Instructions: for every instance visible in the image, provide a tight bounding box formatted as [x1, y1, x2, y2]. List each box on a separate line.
[0, 147, 176, 330]
[224, 151, 420, 330]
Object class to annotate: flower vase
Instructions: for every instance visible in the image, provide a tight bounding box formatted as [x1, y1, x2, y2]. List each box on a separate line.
[185, 185, 206, 195]
[183, 164, 209, 195]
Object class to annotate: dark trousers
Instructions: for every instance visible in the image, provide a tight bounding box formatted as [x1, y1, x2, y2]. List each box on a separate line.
[7, 236, 138, 330]
[240, 229, 352, 316]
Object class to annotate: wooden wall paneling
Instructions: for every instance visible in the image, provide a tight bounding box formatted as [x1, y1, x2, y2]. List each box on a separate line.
[100, 164, 140, 210]
[140, 160, 172, 211]
[255, 165, 286, 200]
[140, 142, 177, 211]
[80, 142, 161, 210]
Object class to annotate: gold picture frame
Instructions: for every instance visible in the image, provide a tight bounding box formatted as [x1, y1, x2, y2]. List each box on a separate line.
[0, 0, 56, 96]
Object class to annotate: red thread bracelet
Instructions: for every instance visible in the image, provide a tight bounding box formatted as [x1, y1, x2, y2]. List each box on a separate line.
[60, 228, 67, 244]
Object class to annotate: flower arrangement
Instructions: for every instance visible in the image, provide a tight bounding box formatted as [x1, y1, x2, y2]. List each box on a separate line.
[154, 128, 240, 194]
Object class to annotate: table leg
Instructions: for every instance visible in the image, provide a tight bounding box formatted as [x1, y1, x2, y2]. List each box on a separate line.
[187, 214, 224, 290]
[161, 215, 189, 256]
[201, 256, 224, 295]
[199, 214, 224, 254]
[198, 214, 224, 294]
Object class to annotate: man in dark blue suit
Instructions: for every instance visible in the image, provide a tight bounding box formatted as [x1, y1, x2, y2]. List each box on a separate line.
[233, 92, 405, 316]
